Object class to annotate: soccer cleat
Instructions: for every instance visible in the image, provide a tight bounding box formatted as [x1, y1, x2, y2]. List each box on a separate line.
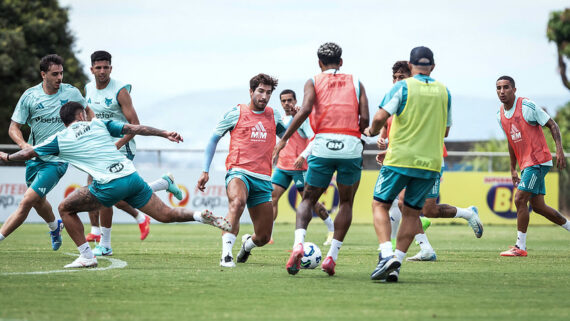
[85, 233, 101, 242]
[386, 268, 400, 282]
[371, 254, 401, 281]
[138, 215, 151, 240]
[268, 238, 274, 245]
[236, 234, 252, 263]
[50, 219, 64, 251]
[406, 249, 437, 261]
[286, 243, 304, 275]
[200, 210, 231, 232]
[64, 256, 98, 268]
[163, 173, 183, 200]
[467, 206, 483, 238]
[420, 216, 431, 231]
[220, 254, 236, 267]
[500, 245, 527, 257]
[93, 244, 113, 256]
[323, 231, 334, 246]
[321, 256, 336, 276]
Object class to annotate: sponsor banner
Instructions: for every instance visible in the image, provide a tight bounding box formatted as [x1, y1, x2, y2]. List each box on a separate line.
[0, 166, 250, 224]
[276, 170, 559, 226]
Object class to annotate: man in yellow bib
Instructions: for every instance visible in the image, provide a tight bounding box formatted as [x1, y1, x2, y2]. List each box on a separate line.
[364, 46, 451, 282]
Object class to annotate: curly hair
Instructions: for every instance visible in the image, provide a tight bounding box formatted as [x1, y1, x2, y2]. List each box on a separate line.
[317, 42, 342, 65]
[250, 73, 278, 92]
[392, 60, 410, 76]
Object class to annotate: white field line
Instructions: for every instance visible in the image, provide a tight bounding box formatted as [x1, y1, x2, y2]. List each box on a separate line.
[1, 253, 127, 275]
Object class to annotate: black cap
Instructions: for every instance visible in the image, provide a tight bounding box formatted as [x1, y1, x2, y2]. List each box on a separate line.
[409, 46, 434, 66]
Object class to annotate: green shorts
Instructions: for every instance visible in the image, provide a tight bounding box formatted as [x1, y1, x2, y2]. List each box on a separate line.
[373, 166, 436, 209]
[226, 171, 273, 208]
[425, 169, 443, 199]
[271, 168, 305, 191]
[518, 165, 551, 196]
[306, 155, 362, 188]
[88, 172, 153, 208]
[25, 159, 68, 198]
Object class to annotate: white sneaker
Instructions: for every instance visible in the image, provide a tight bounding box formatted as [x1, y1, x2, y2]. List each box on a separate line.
[377, 244, 382, 251]
[467, 206, 483, 238]
[64, 256, 98, 268]
[406, 249, 437, 261]
[201, 210, 232, 232]
[220, 254, 236, 268]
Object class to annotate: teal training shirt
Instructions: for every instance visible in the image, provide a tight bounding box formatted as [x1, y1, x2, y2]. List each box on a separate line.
[34, 119, 136, 184]
[11, 83, 87, 162]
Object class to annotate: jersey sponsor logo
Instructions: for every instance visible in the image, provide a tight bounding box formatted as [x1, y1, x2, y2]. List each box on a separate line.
[35, 103, 45, 110]
[250, 121, 267, 141]
[95, 112, 115, 119]
[33, 116, 62, 124]
[107, 162, 125, 173]
[510, 124, 522, 142]
[105, 98, 113, 107]
[413, 156, 433, 168]
[325, 140, 344, 151]
[328, 80, 346, 88]
[60, 99, 69, 106]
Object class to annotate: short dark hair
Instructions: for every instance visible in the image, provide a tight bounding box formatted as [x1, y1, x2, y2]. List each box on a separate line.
[317, 42, 342, 65]
[250, 73, 278, 92]
[91, 50, 112, 65]
[497, 75, 515, 88]
[280, 89, 296, 100]
[392, 61, 411, 76]
[60, 102, 84, 126]
[40, 54, 63, 72]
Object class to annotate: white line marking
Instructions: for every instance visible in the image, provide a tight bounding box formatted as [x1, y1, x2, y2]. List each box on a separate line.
[1, 253, 127, 275]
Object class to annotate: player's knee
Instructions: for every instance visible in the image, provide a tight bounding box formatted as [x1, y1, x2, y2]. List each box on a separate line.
[254, 234, 271, 246]
[229, 198, 246, 212]
[514, 192, 530, 208]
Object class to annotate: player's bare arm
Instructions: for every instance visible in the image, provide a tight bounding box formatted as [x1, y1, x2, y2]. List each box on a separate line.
[0, 147, 38, 162]
[196, 172, 209, 192]
[115, 88, 140, 149]
[358, 82, 370, 133]
[85, 106, 95, 120]
[122, 124, 183, 143]
[545, 118, 566, 170]
[507, 142, 520, 186]
[364, 108, 390, 137]
[8, 121, 32, 150]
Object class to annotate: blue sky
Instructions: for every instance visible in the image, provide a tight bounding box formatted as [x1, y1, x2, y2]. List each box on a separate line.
[60, 0, 569, 146]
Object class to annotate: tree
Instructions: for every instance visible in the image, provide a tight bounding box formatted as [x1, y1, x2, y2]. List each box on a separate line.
[466, 139, 510, 172]
[0, 0, 87, 144]
[547, 8, 570, 90]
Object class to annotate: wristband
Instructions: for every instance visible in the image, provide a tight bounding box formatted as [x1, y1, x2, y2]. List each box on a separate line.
[6, 154, 10, 161]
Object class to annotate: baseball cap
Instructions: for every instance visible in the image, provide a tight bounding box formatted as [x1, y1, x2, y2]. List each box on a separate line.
[409, 46, 434, 66]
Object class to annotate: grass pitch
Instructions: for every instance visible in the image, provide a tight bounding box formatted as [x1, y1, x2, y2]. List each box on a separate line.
[1, 222, 569, 321]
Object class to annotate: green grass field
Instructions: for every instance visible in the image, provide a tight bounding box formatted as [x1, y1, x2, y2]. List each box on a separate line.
[1, 222, 569, 321]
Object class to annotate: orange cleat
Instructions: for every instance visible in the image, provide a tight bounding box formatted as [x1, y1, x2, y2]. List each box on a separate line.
[286, 243, 304, 275]
[139, 215, 151, 240]
[268, 238, 274, 245]
[321, 256, 336, 276]
[86, 233, 101, 242]
[500, 245, 527, 257]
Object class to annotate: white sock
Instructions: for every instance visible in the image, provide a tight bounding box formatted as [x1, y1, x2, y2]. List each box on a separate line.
[454, 207, 473, 220]
[322, 217, 334, 232]
[415, 233, 433, 252]
[148, 177, 169, 192]
[561, 219, 570, 232]
[270, 221, 275, 238]
[395, 249, 406, 262]
[135, 212, 146, 224]
[193, 211, 203, 222]
[389, 200, 401, 240]
[294, 228, 306, 246]
[379, 241, 394, 258]
[0, 233, 5, 242]
[244, 237, 257, 252]
[47, 220, 58, 231]
[222, 233, 236, 258]
[90, 226, 101, 235]
[78, 242, 94, 259]
[326, 239, 342, 261]
[100, 227, 112, 248]
[516, 231, 527, 250]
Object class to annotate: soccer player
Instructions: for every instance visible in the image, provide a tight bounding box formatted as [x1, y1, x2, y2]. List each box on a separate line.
[376, 61, 483, 262]
[0, 54, 90, 249]
[496, 76, 570, 256]
[84, 51, 183, 255]
[197, 73, 286, 268]
[0, 102, 230, 268]
[271, 89, 334, 246]
[274, 42, 370, 276]
[365, 46, 450, 282]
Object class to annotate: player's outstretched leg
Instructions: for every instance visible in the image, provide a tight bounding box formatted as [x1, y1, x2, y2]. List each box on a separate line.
[237, 202, 273, 263]
[148, 173, 183, 200]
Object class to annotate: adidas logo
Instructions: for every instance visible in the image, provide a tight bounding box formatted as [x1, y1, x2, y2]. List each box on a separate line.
[295, 180, 302, 185]
[518, 181, 525, 188]
[510, 124, 522, 141]
[250, 121, 267, 141]
[38, 187, 46, 194]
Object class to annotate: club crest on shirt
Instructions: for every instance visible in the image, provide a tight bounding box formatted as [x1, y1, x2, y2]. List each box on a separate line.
[105, 98, 113, 107]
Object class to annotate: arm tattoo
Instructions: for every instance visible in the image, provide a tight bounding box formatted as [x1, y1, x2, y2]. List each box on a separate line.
[122, 124, 165, 137]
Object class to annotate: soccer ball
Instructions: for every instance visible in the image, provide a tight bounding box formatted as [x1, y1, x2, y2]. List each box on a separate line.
[301, 242, 322, 269]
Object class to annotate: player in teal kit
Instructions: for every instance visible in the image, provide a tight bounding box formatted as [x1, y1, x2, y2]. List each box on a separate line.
[84, 51, 182, 254]
[0, 54, 91, 249]
[0, 102, 231, 268]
